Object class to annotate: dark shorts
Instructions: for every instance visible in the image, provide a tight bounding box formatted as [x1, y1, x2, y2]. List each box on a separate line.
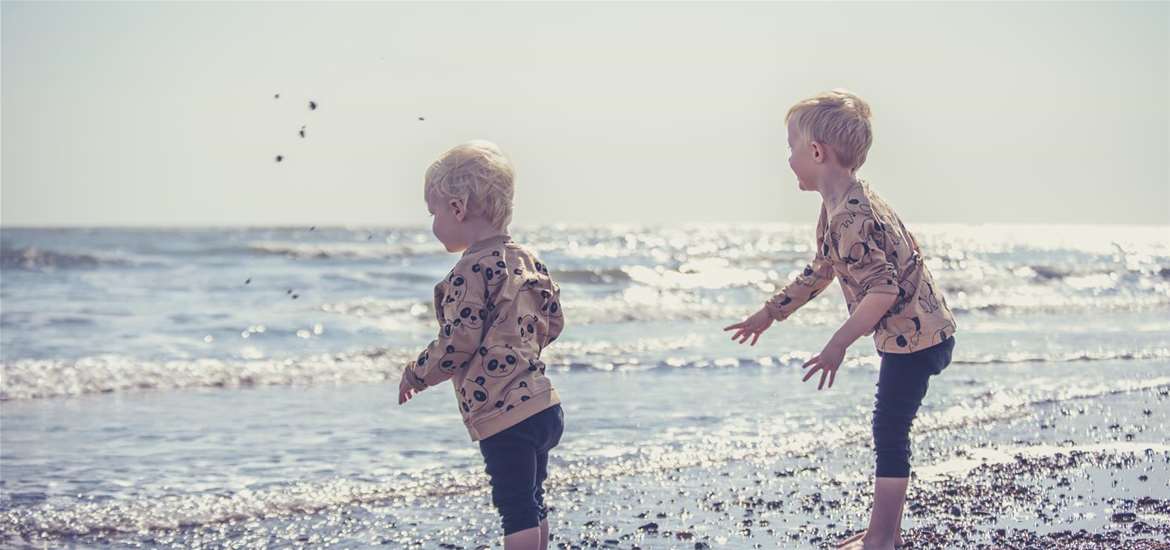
[478, 404, 564, 535]
[873, 336, 955, 477]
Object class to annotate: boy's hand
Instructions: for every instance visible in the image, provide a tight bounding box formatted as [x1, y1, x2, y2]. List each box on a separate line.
[398, 369, 419, 405]
[801, 342, 847, 390]
[723, 307, 774, 346]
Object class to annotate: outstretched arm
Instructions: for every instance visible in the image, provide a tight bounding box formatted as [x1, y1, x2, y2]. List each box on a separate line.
[725, 254, 835, 346]
[801, 292, 897, 390]
[802, 212, 899, 390]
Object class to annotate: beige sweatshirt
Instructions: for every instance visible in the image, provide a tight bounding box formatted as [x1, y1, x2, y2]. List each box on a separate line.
[405, 235, 563, 441]
[766, 180, 957, 353]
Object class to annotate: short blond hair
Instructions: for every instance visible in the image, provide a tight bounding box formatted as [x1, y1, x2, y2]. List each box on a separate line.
[424, 140, 515, 230]
[786, 89, 873, 172]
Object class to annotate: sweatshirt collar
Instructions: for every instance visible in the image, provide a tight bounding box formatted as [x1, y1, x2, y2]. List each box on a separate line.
[463, 234, 512, 256]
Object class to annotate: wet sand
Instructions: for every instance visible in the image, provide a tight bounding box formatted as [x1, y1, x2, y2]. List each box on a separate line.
[46, 381, 1161, 549]
[531, 385, 1170, 549]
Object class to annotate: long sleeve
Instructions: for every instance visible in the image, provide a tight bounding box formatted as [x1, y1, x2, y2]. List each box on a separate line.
[542, 279, 564, 347]
[406, 276, 491, 391]
[833, 212, 898, 300]
[765, 257, 835, 321]
[764, 207, 836, 321]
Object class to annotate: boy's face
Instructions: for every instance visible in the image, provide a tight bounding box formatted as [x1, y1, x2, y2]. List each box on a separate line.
[426, 190, 468, 253]
[787, 120, 818, 192]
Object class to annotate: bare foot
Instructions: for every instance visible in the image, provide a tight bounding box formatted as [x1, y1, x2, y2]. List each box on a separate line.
[837, 530, 905, 549]
[837, 531, 866, 548]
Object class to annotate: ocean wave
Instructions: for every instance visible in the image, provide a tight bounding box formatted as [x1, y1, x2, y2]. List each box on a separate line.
[244, 241, 439, 260]
[0, 246, 130, 271]
[7, 344, 1167, 401]
[562, 291, 760, 323]
[951, 347, 1170, 366]
[948, 294, 1170, 316]
[0, 349, 414, 401]
[542, 346, 1170, 372]
[553, 268, 633, 285]
[318, 297, 432, 319]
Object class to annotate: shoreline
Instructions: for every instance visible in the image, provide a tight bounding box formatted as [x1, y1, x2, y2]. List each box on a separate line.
[3, 380, 1166, 549]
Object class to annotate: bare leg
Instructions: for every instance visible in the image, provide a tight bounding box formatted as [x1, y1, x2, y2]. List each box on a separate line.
[858, 477, 909, 549]
[839, 477, 910, 549]
[539, 518, 550, 550]
[503, 526, 542, 550]
[895, 491, 907, 546]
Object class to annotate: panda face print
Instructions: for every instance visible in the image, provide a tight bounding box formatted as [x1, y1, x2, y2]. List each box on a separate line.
[494, 380, 534, 412]
[520, 284, 562, 320]
[443, 272, 468, 306]
[517, 314, 540, 344]
[451, 300, 488, 330]
[477, 344, 521, 378]
[442, 295, 487, 331]
[537, 289, 561, 318]
[458, 375, 489, 414]
[471, 250, 508, 288]
[435, 343, 473, 374]
[441, 269, 490, 331]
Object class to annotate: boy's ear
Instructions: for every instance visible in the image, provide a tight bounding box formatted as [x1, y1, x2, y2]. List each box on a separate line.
[810, 141, 825, 164]
[449, 198, 467, 222]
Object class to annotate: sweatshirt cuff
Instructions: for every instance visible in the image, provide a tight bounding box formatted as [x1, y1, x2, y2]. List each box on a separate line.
[405, 361, 428, 391]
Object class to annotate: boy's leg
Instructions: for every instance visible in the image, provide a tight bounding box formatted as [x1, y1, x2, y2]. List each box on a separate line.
[536, 449, 551, 550]
[858, 477, 909, 548]
[503, 528, 542, 549]
[861, 350, 935, 548]
[480, 433, 542, 549]
[538, 519, 549, 550]
[535, 405, 563, 550]
[843, 339, 954, 549]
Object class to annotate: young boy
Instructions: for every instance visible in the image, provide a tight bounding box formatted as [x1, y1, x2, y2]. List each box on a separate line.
[724, 90, 957, 550]
[398, 140, 565, 550]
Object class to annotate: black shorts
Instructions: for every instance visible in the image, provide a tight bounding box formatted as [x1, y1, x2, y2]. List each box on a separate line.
[478, 404, 564, 535]
[873, 336, 955, 477]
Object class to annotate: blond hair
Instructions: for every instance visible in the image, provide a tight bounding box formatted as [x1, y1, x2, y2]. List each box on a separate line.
[786, 89, 873, 172]
[424, 140, 515, 230]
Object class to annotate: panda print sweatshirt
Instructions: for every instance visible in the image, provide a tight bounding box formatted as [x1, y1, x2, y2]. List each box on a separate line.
[405, 235, 563, 441]
[765, 180, 957, 354]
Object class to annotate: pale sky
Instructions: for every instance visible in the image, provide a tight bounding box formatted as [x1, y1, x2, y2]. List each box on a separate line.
[2, 1, 1167, 227]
